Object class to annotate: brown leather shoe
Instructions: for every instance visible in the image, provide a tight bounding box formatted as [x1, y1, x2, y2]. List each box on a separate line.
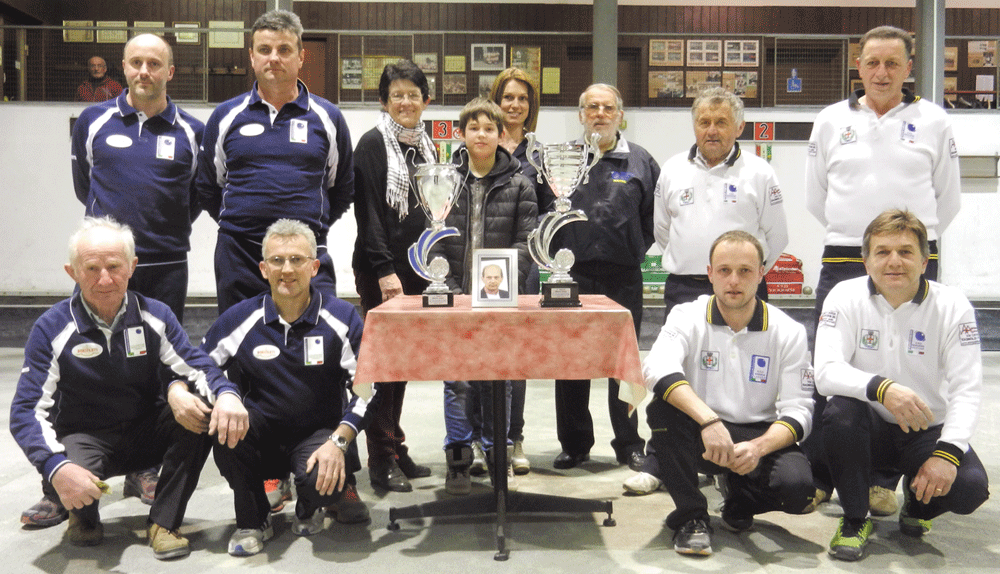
[148, 523, 190, 560]
[66, 512, 103, 546]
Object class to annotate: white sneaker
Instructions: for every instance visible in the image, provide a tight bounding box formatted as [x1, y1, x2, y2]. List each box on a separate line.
[623, 472, 664, 495]
[292, 508, 326, 536]
[227, 519, 274, 556]
[511, 440, 530, 475]
[470, 441, 487, 476]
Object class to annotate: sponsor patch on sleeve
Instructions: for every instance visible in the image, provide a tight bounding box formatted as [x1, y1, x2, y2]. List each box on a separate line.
[801, 367, 815, 391]
[807, 142, 817, 156]
[819, 310, 838, 327]
[949, 137, 958, 159]
[768, 185, 783, 205]
[959, 322, 980, 346]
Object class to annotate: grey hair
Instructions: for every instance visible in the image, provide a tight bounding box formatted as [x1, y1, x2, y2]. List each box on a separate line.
[251, 9, 304, 51]
[123, 33, 174, 67]
[860, 25, 913, 60]
[578, 83, 624, 112]
[262, 219, 317, 259]
[692, 87, 744, 126]
[67, 216, 136, 267]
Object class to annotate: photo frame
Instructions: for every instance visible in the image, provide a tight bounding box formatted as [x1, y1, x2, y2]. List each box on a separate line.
[174, 22, 200, 45]
[443, 73, 467, 95]
[63, 21, 94, 43]
[414, 53, 438, 73]
[724, 40, 758, 68]
[944, 46, 958, 72]
[649, 39, 668, 66]
[687, 40, 721, 67]
[472, 249, 518, 308]
[471, 43, 506, 71]
[96, 22, 127, 44]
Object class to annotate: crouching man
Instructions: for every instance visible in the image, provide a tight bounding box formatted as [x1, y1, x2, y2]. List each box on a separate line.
[640, 230, 815, 556]
[10, 216, 248, 560]
[202, 219, 377, 556]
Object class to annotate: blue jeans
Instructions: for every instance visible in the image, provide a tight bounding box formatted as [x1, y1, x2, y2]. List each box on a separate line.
[444, 380, 512, 451]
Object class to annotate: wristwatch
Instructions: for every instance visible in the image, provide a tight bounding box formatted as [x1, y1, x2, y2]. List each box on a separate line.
[330, 433, 349, 453]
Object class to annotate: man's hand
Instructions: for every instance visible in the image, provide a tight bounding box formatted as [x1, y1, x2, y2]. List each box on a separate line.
[306, 439, 347, 496]
[910, 457, 957, 504]
[882, 383, 935, 433]
[729, 441, 764, 475]
[701, 421, 735, 468]
[209, 393, 249, 449]
[167, 383, 212, 433]
[51, 463, 102, 510]
[378, 273, 403, 301]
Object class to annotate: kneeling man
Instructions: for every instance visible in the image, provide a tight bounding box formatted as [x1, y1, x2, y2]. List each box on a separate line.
[816, 209, 989, 561]
[202, 219, 376, 556]
[10, 216, 248, 560]
[641, 230, 814, 556]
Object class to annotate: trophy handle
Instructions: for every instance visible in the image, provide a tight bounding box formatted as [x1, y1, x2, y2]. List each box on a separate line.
[580, 132, 603, 186]
[524, 132, 545, 184]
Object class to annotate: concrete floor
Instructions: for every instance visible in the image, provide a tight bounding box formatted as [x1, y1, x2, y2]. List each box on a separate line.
[0, 346, 997, 574]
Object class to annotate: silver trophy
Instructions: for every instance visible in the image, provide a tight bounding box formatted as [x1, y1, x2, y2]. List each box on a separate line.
[407, 160, 465, 307]
[525, 132, 603, 307]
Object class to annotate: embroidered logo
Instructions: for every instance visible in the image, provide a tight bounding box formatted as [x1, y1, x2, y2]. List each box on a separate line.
[859, 329, 879, 350]
[819, 310, 838, 328]
[840, 126, 857, 145]
[807, 141, 818, 156]
[959, 322, 980, 346]
[801, 367, 815, 391]
[907, 329, 926, 355]
[701, 350, 720, 371]
[611, 171, 633, 184]
[679, 188, 694, 206]
[949, 137, 958, 158]
[768, 185, 783, 205]
[748, 355, 769, 384]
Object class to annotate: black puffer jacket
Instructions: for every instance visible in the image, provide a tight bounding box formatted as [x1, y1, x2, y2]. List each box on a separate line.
[433, 146, 538, 294]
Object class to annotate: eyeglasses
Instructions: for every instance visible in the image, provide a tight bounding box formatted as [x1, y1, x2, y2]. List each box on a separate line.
[265, 255, 314, 269]
[583, 103, 619, 115]
[389, 92, 424, 103]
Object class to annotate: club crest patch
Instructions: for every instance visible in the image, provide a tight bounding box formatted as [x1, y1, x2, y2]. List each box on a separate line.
[907, 329, 926, 355]
[679, 188, 694, 206]
[748, 355, 770, 384]
[859, 329, 879, 350]
[700, 350, 720, 371]
[840, 126, 857, 145]
[801, 367, 815, 391]
[768, 185, 783, 205]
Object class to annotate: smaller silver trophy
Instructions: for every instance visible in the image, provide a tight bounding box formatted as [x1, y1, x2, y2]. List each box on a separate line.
[525, 132, 603, 307]
[407, 160, 465, 307]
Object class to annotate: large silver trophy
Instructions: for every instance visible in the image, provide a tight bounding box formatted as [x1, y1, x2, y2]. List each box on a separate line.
[525, 132, 602, 307]
[407, 161, 464, 307]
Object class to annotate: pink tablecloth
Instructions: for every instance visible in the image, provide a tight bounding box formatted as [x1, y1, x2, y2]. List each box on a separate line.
[353, 294, 648, 408]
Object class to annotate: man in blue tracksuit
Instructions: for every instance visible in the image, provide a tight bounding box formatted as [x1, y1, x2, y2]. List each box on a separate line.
[202, 219, 376, 556]
[196, 9, 354, 313]
[542, 84, 659, 472]
[9, 217, 249, 560]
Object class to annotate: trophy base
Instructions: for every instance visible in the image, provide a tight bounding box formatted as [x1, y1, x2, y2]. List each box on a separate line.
[423, 292, 454, 308]
[540, 282, 581, 307]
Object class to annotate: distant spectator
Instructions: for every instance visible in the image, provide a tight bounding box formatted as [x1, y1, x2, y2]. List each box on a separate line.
[75, 56, 123, 102]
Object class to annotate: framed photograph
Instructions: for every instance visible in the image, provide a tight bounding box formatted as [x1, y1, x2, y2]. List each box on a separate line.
[96, 22, 127, 44]
[648, 71, 684, 98]
[649, 39, 668, 66]
[174, 22, 200, 45]
[471, 44, 506, 71]
[968, 40, 996, 68]
[666, 40, 684, 65]
[511, 46, 541, 85]
[478, 74, 497, 97]
[132, 21, 164, 39]
[472, 249, 518, 308]
[722, 71, 758, 99]
[944, 46, 958, 72]
[687, 40, 722, 68]
[63, 21, 94, 43]
[341, 58, 362, 89]
[685, 70, 722, 98]
[414, 53, 438, 73]
[208, 21, 244, 49]
[724, 39, 758, 68]
[443, 73, 466, 95]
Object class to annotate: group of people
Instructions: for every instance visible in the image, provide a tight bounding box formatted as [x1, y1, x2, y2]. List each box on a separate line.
[9, 10, 989, 565]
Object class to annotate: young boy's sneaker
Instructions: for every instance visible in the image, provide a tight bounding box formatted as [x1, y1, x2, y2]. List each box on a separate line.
[829, 517, 874, 561]
[622, 472, 663, 495]
[673, 518, 713, 556]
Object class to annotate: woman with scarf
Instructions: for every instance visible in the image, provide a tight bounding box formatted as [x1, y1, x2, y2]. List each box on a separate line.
[351, 60, 436, 493]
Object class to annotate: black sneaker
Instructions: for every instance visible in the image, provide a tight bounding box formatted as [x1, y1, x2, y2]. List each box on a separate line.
[673, 518, 713, 555]
[720, 499, 753, 532]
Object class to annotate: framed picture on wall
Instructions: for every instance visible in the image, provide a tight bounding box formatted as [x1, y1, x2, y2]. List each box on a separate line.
[471, 44, 506, 71]
[724, 40, 758, 67]
[63, 21, 94, 43]
[511, 46, 541, 85]
[666, 40, 684, 65]
[443, 74, 467, 95]
[687, 40, 721, 67]
[648, 71, 684, 98]
[173, 22, 201, 45]
[414, 53, 438, 73]
[96, 22, 127, 44]
[649, 39, 668, 66]
[341, 58, 362, 89]
[944, 46, 958, 71]
[472, 249, 518, 308]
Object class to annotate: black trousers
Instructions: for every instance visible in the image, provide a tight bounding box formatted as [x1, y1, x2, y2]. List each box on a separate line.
[823, 396, 989, 521]
[554, 264, 644, 458]
[58, 402, 213, 530]
[213, 409, 359, 528]
[647, 400, 813, 530]
[803, 243, 939, 492]
[131, 257, 188, 323]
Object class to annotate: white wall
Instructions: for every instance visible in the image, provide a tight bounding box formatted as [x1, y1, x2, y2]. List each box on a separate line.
[1, 102, 997, 299]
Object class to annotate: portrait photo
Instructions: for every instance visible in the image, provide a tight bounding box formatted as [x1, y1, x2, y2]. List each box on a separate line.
[472, 249, 518, 307]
